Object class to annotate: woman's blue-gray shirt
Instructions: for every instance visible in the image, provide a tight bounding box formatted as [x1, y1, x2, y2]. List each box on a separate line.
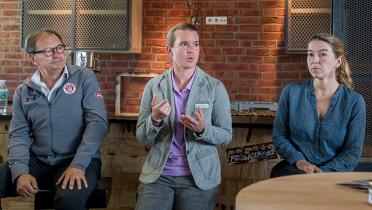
[272, 80, 366, 172]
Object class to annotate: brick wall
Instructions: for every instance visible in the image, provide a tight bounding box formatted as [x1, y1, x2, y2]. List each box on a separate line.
[0, 0, 309, 116]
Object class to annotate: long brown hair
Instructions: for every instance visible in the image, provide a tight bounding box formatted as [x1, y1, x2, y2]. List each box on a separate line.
[311, 33, 353, 88]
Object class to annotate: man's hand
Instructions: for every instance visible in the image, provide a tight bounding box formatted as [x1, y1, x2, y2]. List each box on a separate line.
[16, 173, 38, 197]
[151, 95, 171, 123]
[180, 108, 205, 134]
[56, 167, 87, 190]
[295, 160, 322, 174]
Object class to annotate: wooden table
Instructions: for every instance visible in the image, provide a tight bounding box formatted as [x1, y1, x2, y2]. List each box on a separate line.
[236, 172, 372, 210]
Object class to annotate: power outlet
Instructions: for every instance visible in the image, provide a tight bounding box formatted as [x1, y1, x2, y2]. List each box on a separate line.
[205, 16, 227, 25]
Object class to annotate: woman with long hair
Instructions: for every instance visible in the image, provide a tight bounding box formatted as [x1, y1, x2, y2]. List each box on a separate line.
[271, 33, 366, 177]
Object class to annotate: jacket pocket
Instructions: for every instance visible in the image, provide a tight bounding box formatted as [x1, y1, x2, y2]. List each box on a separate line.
[195, 147, 220, 179]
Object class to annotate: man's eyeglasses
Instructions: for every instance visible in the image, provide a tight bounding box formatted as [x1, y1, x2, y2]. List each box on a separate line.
[33, 45, 65, 57]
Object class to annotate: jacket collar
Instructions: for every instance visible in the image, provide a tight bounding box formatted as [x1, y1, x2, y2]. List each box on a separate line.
[158, 66, 207, 129]
[24, 65, 79, 84]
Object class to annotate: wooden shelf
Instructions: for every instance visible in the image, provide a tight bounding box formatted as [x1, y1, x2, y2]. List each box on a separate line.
[27, 10, 71, 15]
[291, 8, 331, 14]
[79, 10, 127, 15]
[28, 10, 127, 15]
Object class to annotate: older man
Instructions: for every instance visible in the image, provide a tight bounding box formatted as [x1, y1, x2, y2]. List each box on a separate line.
[0, 29, 109, 210]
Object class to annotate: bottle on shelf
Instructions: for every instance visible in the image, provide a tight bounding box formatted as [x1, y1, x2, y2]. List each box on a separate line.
[0, 80, 8, 115]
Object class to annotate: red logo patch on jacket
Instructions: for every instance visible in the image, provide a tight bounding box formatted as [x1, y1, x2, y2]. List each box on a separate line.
[95, 89, 103, 98]
[63, 83, 76, 94]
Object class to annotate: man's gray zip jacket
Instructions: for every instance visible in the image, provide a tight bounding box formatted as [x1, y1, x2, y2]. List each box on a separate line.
[8, 65, 109, 183]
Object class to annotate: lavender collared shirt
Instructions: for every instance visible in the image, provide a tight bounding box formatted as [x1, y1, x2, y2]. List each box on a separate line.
[162, 70, 196, 176]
